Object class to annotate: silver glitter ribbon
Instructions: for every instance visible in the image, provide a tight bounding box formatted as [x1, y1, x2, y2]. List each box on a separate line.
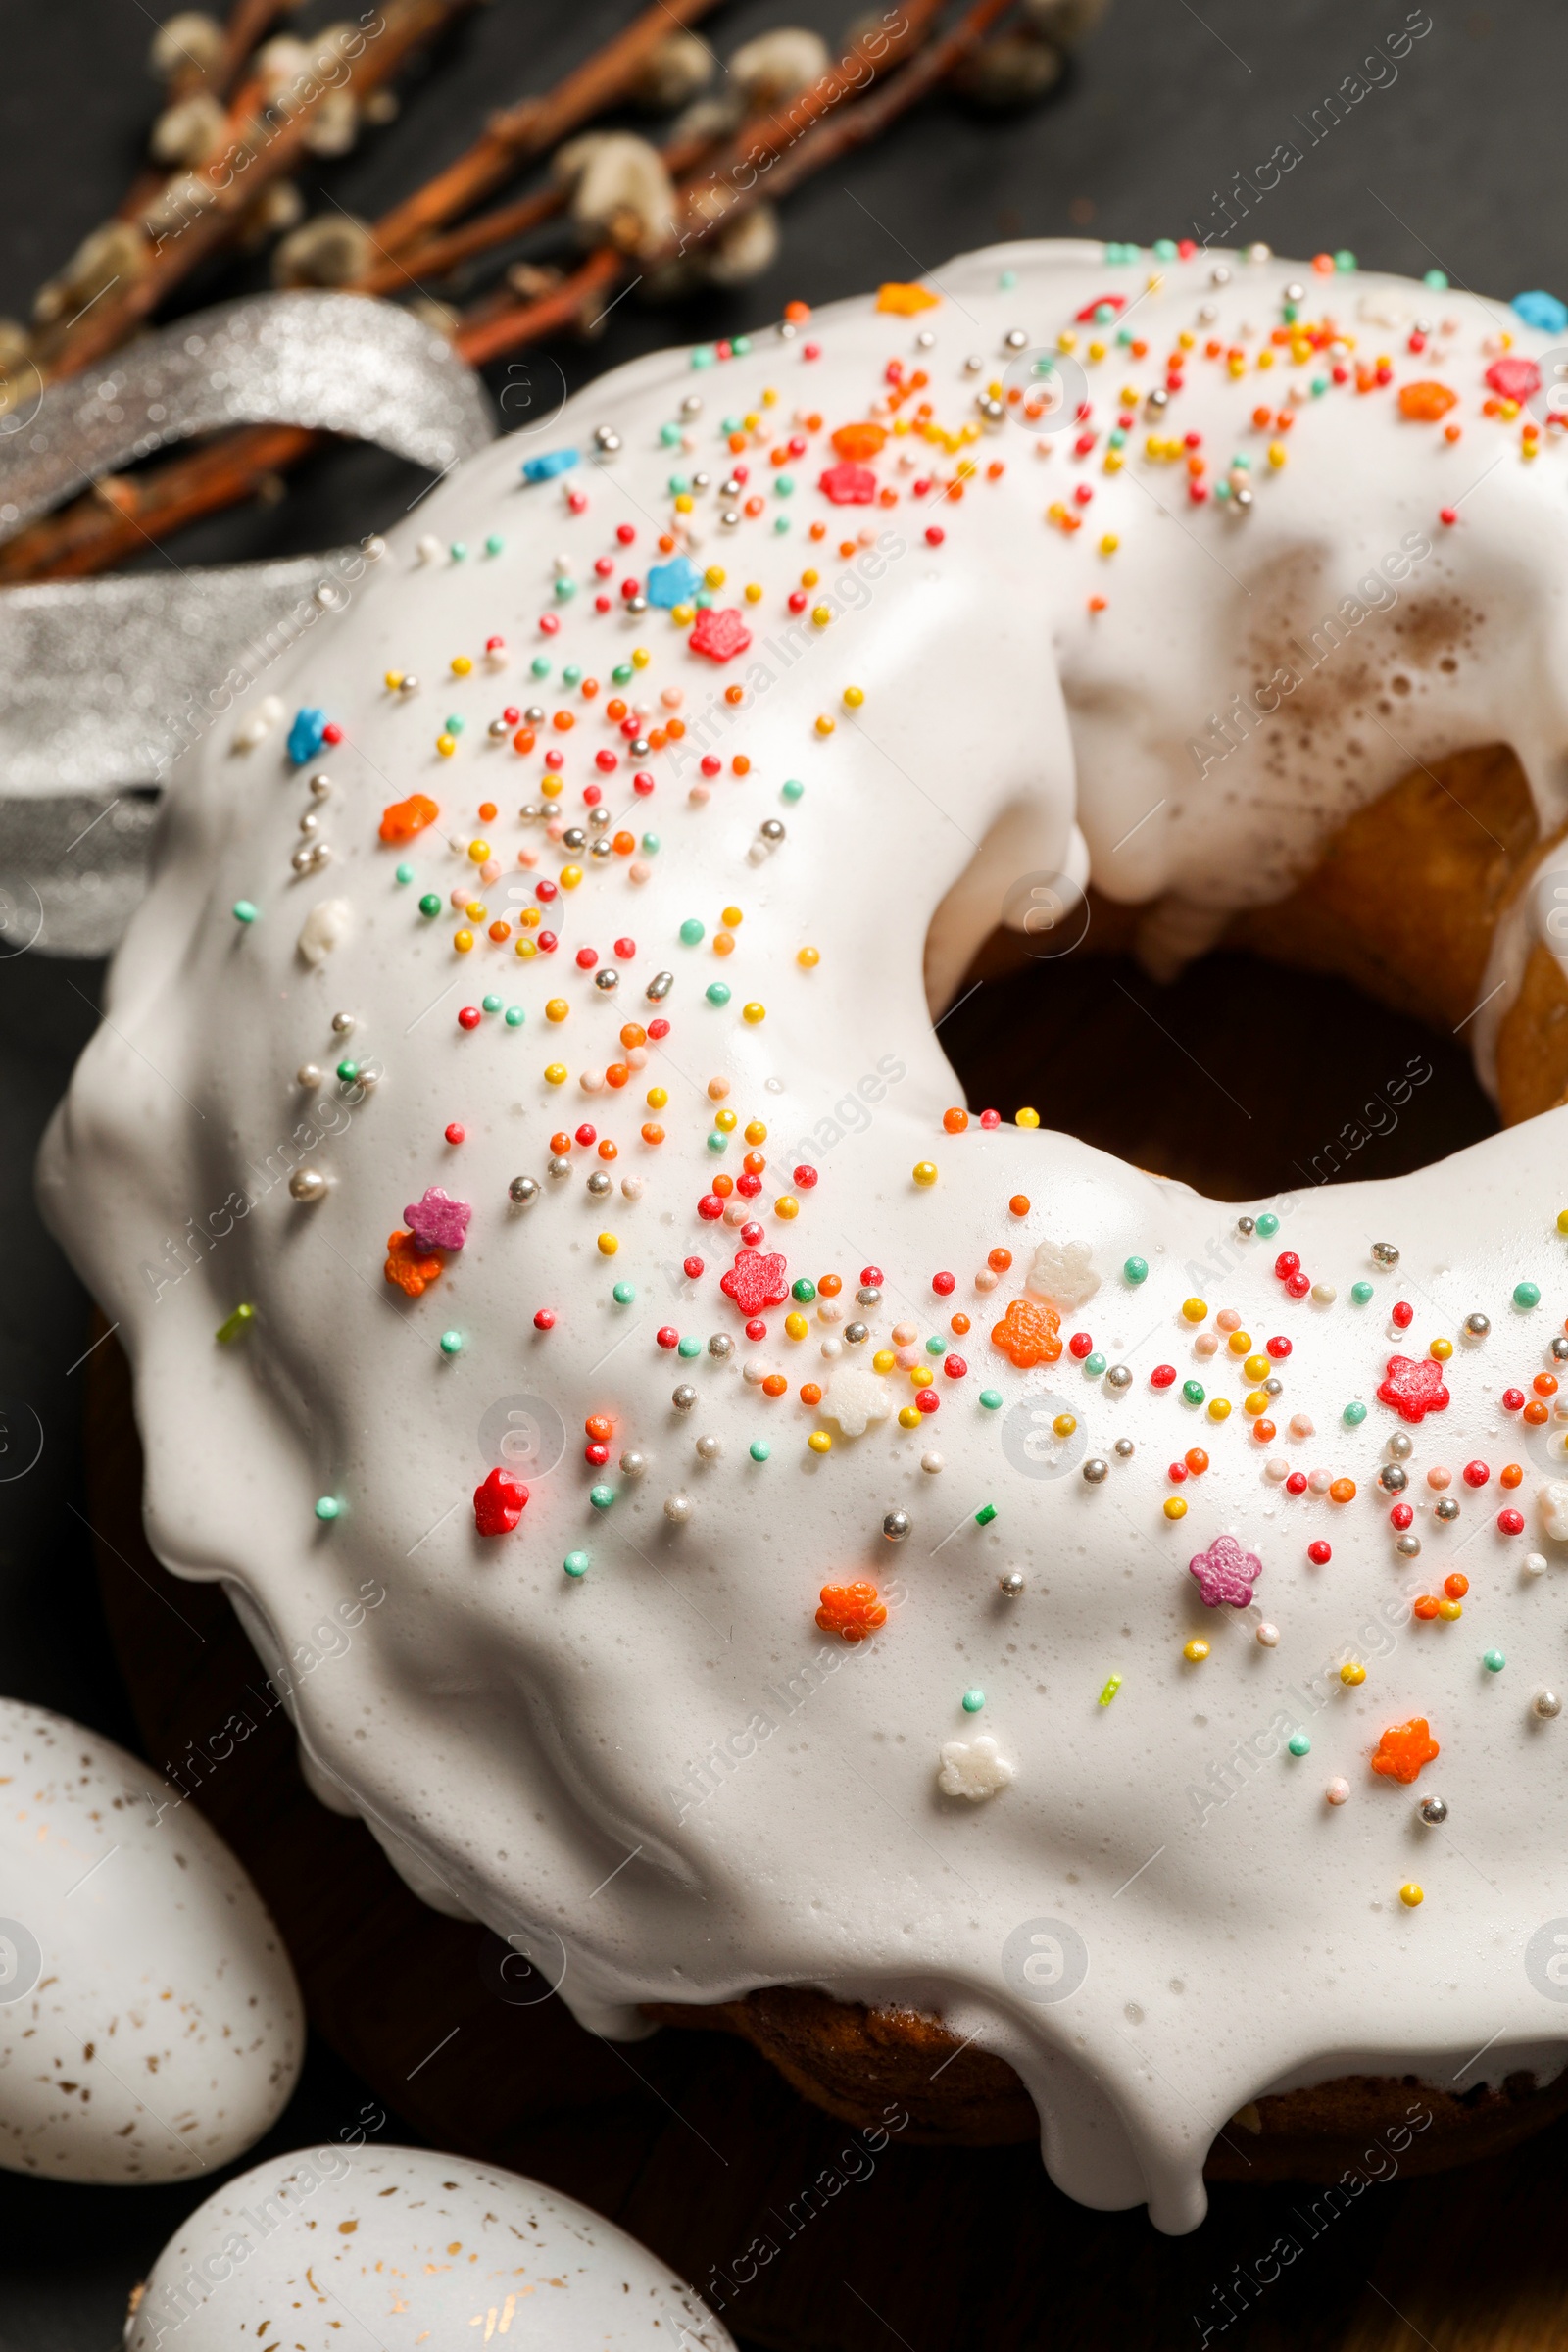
[0, 292, 495, 956]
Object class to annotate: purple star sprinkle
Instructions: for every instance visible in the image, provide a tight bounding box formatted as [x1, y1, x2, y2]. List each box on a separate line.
[1188, 1533, 1262, 1609]
[404, 1186, 471, 1251]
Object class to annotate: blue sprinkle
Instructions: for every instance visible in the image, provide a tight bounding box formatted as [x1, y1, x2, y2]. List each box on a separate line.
[1514, 289, 1568, 335]
[520, 447, 579, 483]
[646, 554, 704, 609]
[286, 707, 326, 765]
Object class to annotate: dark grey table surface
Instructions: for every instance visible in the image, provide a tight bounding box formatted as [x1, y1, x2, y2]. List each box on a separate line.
[0, 0, 1558, 2343]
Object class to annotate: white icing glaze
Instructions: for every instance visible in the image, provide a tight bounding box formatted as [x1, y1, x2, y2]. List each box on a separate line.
[125, 2143, 732, 2348]
[37, 241, 1568, 2231]
[0, 1699, 302, 2180]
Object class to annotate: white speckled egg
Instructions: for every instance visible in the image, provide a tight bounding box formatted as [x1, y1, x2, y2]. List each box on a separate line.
[125, 2144, 736, 2349]
[0, 1699, 303, 2182]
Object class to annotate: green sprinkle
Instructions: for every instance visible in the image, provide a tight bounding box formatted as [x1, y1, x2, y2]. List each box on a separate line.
[660, 421, 681, 446]
[1152, 237, 1178, 261]
[530, 655, 552, 679]
[706, 1130, 728, 1153]
[485, 533, 504, 556]
[1350, 1280, 1374, 1304]
[444, 714, 465, 735]
[750, 1439, 771, 1463]
[481, 993, 502, 1013]
[690, 347, 714, 369]
[1514, 1281, 1542, 1310]
[721, 415, 743, 436]
[450, 541, 467, 561]
[774, 475, 794, 496]
[1182, 1379, 1205, 1406]
[1424, 268, 1448, 290]
[439, 1330, 464, 1356]
[926, 1334, 947, 1356]
[1255, 1211, 1280, 1239]
[792, 1277, 817, 1302]
[336, 1058, 359, 1083]
[975, 1502, 997, 1527]
[732, 334, 752, 357]
[612, 1281, 636, 1304]
[562, 663, 582, 686]
[315, 1495, 340, 1522]
[564, 1550, 589, 1578]
[1287, 1731, 1311, 1757]
[642, 832, 660, 854]
[504, 1005, 524, 1028]
[1334, 249, 1356, 271]
[667, 474, 690, 496]
[1084, 1351, 1107, 1377]
[232, 899, 259, 924]
[216, 1302, 255, 1344]
[979, 1388, 1003, 1410]
[1310, 374, 1329, 396]
[553, 577, 576, 601]
[679, 918, 705, 945]
[1098, 1674, 1122, 1706]
[781, 779, 804, 802]
[677, 1334, 702, 1359]
[999, 268, 1017, 288]
[395, 862, 415, 885]
[706, 982, 731, 1006]
[612, 662, 634, 685]
[1343, 1400, 1368, 1426]
[418, 893, 441, 917]
[1123, 1256, 1149, 1284]
[773, 514, 791, 532]
[590, 1483, 615, 1509]
[1484, 1648, 1506, 1673]
[961, 1689, 985, 1713]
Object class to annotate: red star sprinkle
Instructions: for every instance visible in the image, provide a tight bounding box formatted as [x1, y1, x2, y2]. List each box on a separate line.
[473, 1467, 528, 1536]
[688, 607, 752, 662]
[719, 1247, 789, 1317]
[1370, 1717, 1440, 1785]
[818, 461, 877, 505]
[1377, 1354, 1450, 1424]
[1484, 355, 1541, 403]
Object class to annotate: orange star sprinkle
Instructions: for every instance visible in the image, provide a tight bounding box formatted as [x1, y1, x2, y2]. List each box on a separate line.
[830, 421, 888, 463]
[1397, 381, 1458, 422]
[1370, 1717, 1440, 1785]
[378, 792, 439, 844]
[990, 1295, 1062, 1369]
[383, 1228, 443, 1298]
[876, 282, 940, 316]
[815, 1582, 887, 1642]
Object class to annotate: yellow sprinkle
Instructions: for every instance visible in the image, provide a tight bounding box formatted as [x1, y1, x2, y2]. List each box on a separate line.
[514, 937, 537, 958]
[843, 684, 864, 707]
[1429, 1336, 1453, 1360]
[453, 928, 473, 953]
[798, 945, 820, 967]
[1145, 272, 1162, 293]
[912, 1161, 938, 1187]
[545, 999, 568, 1022]
[646, 1086, 668, 1109]
[1053, 1413, 1077, 1438]
[540, 776, 563, 798]
[631, 646, 650, 667]
[1244, 1353, 1269, 1381]
[761, 387, 778, 406]
[451, 654, 472, 675]
[1438, 1597, 1463, 1621]
[808, 1430, 832, 1454]
[801, 568, 819, 587]
[1177, 329, 1196, 350]
[1183, 1639, 1210, 1663]
[1257, 349, 1275, 370]
[775, 1194, 799, 1219]
[1182, 1298, 1207, 1323]
[722, 906, 743, 927]
[1558, 1209, 1568, 1235]
[787, 1313, 809, 1341]
[811, 605, 832, 628]
[1087, 339, 1105, 362]
[898, 1405, 921, 1428]
[1102, 451, 1123, 475]
[1057, 330, 1079, 352]
[872, 1348, 896, 1371]
[560, 865, 583, 890]
[1227, 1329, 1251, 1354]
[1099, 532, 1119, 555]
[1267, 441, 1287, 468]
[1016, 1106, 1040, 1129]
[465, 900, 486, 920]
[1163, 1495, 1188, 1520]
[1244, 1391, 1269, 1416]
[1206, 1397, 1231, 1422]
[1098, 1674, 1122, 1705]
[744, 582, 764, 603]
[1399, 1883, 1424, 1908]
[714, 1107, 737, 1132]
[597, 1232, 618, 1256]
[910, 1365, 934, 1388]
[815, 715, 835, 736]
[436, 734, 457, 758]
[1340, 1660, 1366, 1686]
[704, 565, 726, 588]
[674, 494, 693, 513]
[742, 1002, 765, 1024]
[467, 839, 490, 863]
[745, 1120, 767, 1144]
[544, 1062, 566, 1085]
[383, 669, 404, 690]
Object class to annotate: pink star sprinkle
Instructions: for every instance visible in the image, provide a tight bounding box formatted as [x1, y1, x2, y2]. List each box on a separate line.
[1188, 1533, 1263, 1608]
[688, 608, 752, 662]
[1376, 1354, 1449, 1425]
[404, 1186, 471, 1251]
[817, 461, 877, 505]
[719, 1247, 789, 1317]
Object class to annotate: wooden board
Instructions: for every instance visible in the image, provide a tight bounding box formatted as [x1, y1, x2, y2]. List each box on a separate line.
[87, 952, 1568, 2351]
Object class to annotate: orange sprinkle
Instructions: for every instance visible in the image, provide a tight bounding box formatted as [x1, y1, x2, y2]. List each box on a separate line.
[378, 792, 439, 844]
